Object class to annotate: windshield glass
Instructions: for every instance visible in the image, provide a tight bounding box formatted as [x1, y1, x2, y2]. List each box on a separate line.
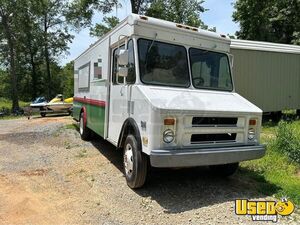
[138, 39, 190, 88]
[189, 48, 233, 91]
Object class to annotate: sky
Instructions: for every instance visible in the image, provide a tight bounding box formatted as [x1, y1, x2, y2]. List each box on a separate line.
[60, 0, 239, 65]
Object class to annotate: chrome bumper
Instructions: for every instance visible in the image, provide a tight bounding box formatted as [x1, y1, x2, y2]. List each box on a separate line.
[150, 145, 266, 168]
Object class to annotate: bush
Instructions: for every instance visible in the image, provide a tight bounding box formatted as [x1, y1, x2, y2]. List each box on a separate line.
[274, 121, 300, 164]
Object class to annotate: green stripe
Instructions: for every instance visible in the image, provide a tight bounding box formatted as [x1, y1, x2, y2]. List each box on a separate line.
[73, 100, 105, 137]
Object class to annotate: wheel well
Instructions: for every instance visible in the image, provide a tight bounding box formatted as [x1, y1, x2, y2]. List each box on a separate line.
[80, 107, 87, 126]
[118, 118, 141, 150]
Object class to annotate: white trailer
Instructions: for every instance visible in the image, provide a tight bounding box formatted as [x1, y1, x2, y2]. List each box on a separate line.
[73, 14, 265, 188]
[231, 39, 300, 119]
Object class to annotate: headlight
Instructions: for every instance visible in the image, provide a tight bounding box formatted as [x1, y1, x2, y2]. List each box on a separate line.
[163, 129, 175, 143]
[248, 128, 256, 140]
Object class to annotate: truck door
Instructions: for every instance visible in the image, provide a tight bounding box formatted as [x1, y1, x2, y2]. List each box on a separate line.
[108, 40, 136, 144]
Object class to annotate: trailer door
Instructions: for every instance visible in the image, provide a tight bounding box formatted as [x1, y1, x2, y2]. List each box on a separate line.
[108, 40, 136, 144]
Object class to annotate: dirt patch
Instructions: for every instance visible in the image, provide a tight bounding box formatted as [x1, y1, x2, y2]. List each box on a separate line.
[20, 169, 48, 177]
[0, 116, 298, 225]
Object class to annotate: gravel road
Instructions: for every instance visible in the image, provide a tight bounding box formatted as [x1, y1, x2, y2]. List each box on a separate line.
[0, 116, 299, 225]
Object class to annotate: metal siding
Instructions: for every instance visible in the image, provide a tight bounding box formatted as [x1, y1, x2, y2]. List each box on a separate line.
[232, 49, 300, 112]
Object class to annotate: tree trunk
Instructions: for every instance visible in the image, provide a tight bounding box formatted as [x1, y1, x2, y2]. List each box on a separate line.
[130, 0, 141, 13]
[29, 50, 38, 99]
[44, 13, 51, 99]
[1, 15, 19, 111]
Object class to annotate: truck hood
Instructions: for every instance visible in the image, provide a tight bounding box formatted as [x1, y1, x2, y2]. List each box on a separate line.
[137, 85, 262, 114]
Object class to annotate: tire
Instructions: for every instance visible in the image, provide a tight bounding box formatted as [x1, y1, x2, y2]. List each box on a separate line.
[123, 134, 147, 189]
[40, 112, 46, 117]
[79, 112, 91, 141]
[209, 162, 239, 177]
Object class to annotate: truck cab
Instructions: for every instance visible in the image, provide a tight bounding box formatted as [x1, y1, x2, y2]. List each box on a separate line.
[73, 14, 265, 188]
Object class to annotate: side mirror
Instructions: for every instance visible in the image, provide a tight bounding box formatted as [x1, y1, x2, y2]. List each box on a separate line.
[117, 67, 128, 77]
[117, 49, 129, 66]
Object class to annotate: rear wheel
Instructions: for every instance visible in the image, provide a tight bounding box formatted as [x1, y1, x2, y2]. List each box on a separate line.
[123, 135, 147, 188]
[79, 112, 91, 141]
[209, 162, 239, 177]
[40, 112, 46, 117]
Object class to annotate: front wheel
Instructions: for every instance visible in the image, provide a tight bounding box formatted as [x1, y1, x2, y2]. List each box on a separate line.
[209, 162, 239, 177]
[79, 112, 91, 141]
[123, 135, 148, 189]
[40, 112, 46, 117]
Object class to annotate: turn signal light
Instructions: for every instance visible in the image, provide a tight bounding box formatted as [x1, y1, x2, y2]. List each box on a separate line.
[164, 118, 175, 125]
[249, 119, 257, 126]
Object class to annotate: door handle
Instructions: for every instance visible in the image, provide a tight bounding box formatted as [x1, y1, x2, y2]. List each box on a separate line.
[120, 86, 124, 96]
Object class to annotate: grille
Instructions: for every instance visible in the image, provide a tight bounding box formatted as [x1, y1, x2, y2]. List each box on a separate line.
[192, 117, 238, 127]
[190, 133, 237, 144]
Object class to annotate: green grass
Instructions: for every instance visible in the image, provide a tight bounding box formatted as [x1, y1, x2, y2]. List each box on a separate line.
[64, 123, 77, 130]
[0, 97, 29, 109]
[240, 121, 300, 205]
[0, 98, 30, 119]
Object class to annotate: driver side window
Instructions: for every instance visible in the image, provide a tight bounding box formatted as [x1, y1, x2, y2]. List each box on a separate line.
[112, 39, 136, 85]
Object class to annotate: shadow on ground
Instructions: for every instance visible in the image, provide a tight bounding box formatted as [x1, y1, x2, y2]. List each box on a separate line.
[90, 137, 281, 214]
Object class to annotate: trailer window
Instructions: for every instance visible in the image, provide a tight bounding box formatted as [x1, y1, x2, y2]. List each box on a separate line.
[189, 48, 233, 91]
[112, 40, 136, 84]
[138, 39, 190, 88]
[78, 62, 90, 91]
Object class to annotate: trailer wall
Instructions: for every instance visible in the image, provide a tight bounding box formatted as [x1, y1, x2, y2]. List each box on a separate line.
[231, 46, 300, 112]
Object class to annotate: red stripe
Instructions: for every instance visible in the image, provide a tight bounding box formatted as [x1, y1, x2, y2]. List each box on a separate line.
[74, 97, 106, 107]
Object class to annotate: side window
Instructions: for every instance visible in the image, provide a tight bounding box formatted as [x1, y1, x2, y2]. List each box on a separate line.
[112, 40, 136, 85]
[112, 45, 125, 84]
[127, 40, 136, 84]
[78, 62, 90, 91]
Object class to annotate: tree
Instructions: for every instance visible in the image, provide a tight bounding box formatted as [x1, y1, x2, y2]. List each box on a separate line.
[90, 16, 120, 37]
[38, 0, 74, 99]
[233, 0, 300, 45]
[67, 0, 119, 29]
[146, 0, 206, 28]
[130, 0, 151, 14]
[0, 0, 21, 111]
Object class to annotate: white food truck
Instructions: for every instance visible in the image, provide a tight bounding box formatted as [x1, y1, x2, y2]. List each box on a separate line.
[73, 14, 265, 188]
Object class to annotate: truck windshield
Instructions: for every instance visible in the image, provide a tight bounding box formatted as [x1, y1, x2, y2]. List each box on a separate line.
[189, 48, 233, 91]
[138, 39, 190, 87]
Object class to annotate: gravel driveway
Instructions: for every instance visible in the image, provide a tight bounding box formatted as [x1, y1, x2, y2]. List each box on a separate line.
[0, 116, 298, 224]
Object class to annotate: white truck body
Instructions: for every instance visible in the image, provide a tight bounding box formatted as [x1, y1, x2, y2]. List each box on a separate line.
[73, 14, 265, 188]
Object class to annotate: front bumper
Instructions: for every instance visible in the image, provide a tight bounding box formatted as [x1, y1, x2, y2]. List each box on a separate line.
[150, 145, 266, 168]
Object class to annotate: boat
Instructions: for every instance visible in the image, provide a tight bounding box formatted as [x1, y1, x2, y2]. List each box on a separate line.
[30, 96, 47, 109]
[46, 94, 73, 111]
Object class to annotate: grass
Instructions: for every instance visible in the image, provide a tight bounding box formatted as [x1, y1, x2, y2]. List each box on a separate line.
[240, 120, 300, 205]
[64, 123, 77, 130]
[0, 98, 30, 120]
[0, 97, 29, 109]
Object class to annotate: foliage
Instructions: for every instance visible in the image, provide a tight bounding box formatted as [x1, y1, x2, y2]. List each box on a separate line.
[240, 122, 300, 205]
[274, 121, 300, 164]
[66, 0, 119, 29]
[233, 0, 300, 45]
[146, 0, 207, 28]
[0, 0, 76, 110]
[83, 0, 210, 38]
[59, 61, 74, 98]
[90, 16, 120, 37]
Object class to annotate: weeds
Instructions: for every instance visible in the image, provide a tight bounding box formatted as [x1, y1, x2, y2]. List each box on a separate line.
[76, 149, 87, 158]
[241, 120, 300, 205]
[274, 121, 300, 164]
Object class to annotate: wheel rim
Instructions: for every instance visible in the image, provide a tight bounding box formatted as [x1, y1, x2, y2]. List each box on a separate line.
[124, 143, 133, 176]
[79, 115, 84, 135]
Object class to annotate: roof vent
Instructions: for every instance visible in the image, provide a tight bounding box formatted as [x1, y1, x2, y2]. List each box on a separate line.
[176, 24, 198, 32]
[140, 16, 148, 21]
